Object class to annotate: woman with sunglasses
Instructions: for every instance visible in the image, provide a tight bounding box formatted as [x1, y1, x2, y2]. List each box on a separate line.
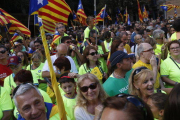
[129, 67, 156, 103]
[26, 52, 47, 91]
[74, 73, 107, 120]
[16, 51, 29, 69]
[100, 94, 154, 120]
[160, 40, 180, 88]
[79, 46, 107, 83]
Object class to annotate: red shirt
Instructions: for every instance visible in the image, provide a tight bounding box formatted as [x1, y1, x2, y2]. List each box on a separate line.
[0, 64, 12, 86]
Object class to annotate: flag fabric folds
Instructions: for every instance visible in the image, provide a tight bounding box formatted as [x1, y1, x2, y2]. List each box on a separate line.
[51, 31, 61, 48]
[117, 8, 123, 21]
[96, 7, 106, 22]
[174, 8, 177, 17]
[72, 10, 79, 22]
[29, 0, 72, 25]
[137, 0, 143, 22]
[124, 7, 128, 23]
[0, 8, 31, 37]
[0, 11, 10, 26]
[142, 6, 148, 19]
[10, 33, 20, 44]
[77, 0, 87, 25]
[160, 4, 175, 12]
[38, 17, 66, 120]
[34, 14, 55, 34]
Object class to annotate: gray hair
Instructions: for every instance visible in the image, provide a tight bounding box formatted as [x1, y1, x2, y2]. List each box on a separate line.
[134, 34, 142, 42]
[153, 29, 164, 40]
[29, 41, 35, 48]
[32, 51, 42, 61]
[137, 43, 144, 56]
[13, 83, 42, 109]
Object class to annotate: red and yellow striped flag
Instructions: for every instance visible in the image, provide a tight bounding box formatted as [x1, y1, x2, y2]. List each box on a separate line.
[137, 0, 143, 23]
[32, 0, 72, 25]
[51, 32, 61, 48]
[77, 0, 87, 25]
[0, 8, 31, 37]
[0, 13, 10, 26]
[43, 20, 56, 34]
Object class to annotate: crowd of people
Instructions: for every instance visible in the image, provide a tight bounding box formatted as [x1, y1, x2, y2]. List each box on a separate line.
[0, 16, 180, 120]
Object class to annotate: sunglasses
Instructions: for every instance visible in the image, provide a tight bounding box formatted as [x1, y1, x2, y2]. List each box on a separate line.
[89, 51, 98, 56]
[80, 82, 97, 92]
[57, 26, 65, 29]
[143, 48, 153, 52]
[66, 41, 72, 44]
[132, 67, 147, 82]
[0, 50, 6, 54]
[117, 93, 147, 119]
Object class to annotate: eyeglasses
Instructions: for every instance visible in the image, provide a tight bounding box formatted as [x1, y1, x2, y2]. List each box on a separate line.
[89, 52, 98, 56]
[117, 93, 147, 119]
[57, 26, 65, 29]
[0, 50, 6, 54]
[80, 82, 97, 92]
[136, 37, 142, 41]
[143, 48, 153, 52]
[170, 47, 180, 50]
[9, 64, 20, 69]
[66, 41, 72, 44]
[132, 67, 147, 82]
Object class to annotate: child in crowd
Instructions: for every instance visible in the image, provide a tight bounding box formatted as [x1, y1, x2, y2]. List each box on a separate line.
[59, 73, 77, 120]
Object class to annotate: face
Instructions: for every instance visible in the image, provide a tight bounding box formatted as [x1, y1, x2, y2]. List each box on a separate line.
[136, 72, 154, 97]
[15, 44, 22, 52]
[119, 58, 132, 71]
[166, 25, 170, 31]
[101, 108, 129, 120]
[34, 43, 43, 50]
[0, 48, 8, 60]
[156, 34, 164, 43]
[32, 58, 41, 67]
[147, 98, 160, 119]
[135, 35, 143, 45]
[64, 39, 72, 47]
[169, 43, 180, 56]
[57, 24, 65, 33]
[90, 33, 97, 44]
[80, 79, 99, 102]
[9, 63, 22, 74]
[17, 52, 24, 62]
[57, 48, 67, 57]
[121, 35, 128, 45]
[61, 82, 76, 98]
[86, 49, 98, 62]
[117, 43, 124, 51]
[111, 32, 115, 38]
[16, 89, 47, 120]
[88, 18, 94, 26]
[170, 28, 175, 34]
[141, 44, 154, 62]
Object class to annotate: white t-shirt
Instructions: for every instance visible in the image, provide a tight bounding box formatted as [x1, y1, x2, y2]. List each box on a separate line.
[42, 55, 78, 73]
[74, 106, 94, 120]
[131, 44, 138, 56]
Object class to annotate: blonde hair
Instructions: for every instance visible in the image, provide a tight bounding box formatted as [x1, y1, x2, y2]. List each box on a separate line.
[129, 68, 153, 97]
[76, 73, 107, 107]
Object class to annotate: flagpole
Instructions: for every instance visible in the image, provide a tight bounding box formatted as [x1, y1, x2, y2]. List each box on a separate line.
[4, 24, 10, 40]
[103, 4, 106, 29]
[28, 15, 30, 29]
[94, 0, 97, 45]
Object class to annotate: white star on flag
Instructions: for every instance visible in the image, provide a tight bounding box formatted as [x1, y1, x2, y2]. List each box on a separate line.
[38, 0, 44, 5]
[78, 4, 81, 8]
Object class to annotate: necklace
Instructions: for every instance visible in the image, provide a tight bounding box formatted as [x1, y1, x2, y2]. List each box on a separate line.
[113, 72, 128, 85]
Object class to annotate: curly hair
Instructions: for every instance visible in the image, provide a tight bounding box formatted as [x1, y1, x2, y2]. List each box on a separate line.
[76, 73, 107, 107]
[129, 68, 153, 97]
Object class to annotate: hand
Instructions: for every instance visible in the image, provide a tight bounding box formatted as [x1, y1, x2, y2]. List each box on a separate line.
[94, 104, 104, 120]
[68, 73, 79, 78]
[150, 55, 157, 68]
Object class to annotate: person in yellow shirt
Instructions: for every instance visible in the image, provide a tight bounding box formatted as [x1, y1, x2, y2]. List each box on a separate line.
[119, 31, 132, 54]
[133, 43, 160, 89]
[59, 73, 77, 120]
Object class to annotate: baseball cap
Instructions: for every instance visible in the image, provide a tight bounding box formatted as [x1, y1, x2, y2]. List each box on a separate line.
[110, 51, 131, 67]
[8, 56, 22, 66]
